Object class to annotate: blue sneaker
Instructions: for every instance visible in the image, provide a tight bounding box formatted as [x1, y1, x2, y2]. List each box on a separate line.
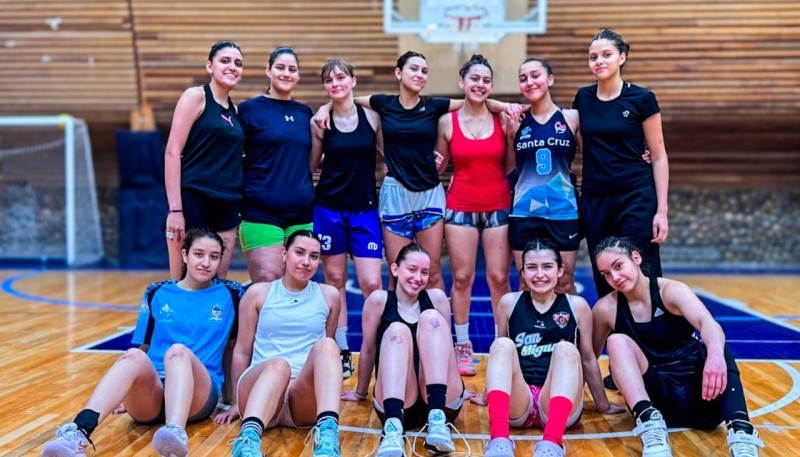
[309, 417, 341, 457]
[152, 423, 188, 457]
[41, 423, 92, 457]
[230, 428, 263, 457]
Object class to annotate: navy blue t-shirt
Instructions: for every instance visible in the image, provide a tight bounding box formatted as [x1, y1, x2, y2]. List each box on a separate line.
[370, 94, 450, 192]
[238, 96, 314, 226]
[573, 83, 660, 196]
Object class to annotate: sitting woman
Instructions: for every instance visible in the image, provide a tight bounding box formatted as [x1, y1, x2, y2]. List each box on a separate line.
[214, 230, 343, 457]
[41, 228, 243, 457]
[480, 238, 623, 457]
[342, 242, 465, 456]
[592, 236, 764, 457]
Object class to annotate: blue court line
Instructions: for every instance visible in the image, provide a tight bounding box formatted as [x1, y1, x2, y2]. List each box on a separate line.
[1, 271, 136, 311]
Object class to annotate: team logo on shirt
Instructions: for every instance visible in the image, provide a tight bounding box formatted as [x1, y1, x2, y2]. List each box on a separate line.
[220, 114, 234, 127]
[418, 106, 426, 113]
[622, 110, 630, 118]
[519, 126, 531, 140]
[514, 332, 556, 357]
[654, 307, 665, 318]
[534, 320, 546, 329]
[553, 311, 570, 329]
[160, 303, 173, 319]
[554, 121, 567, 134]
[285, 115, 294, 122]
[210, 304, 223, 322]
[139, 298, 150, 314]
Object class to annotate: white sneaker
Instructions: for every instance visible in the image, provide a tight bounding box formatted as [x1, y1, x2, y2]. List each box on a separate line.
[727, 428, 763, 457]
[41, 423, 91, 457]
[534, 440, 565, 457]
[152, 423, 189, 457]
[376, 418, 406, 457]
[632, 411, 672, 457]
[423, 409, 456, 453]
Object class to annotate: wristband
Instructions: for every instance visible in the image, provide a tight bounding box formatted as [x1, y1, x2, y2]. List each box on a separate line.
[354, 391, 368, 400]
[168, 209, 183, 213]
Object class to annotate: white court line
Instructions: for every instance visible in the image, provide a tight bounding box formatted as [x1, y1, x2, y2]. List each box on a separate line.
[0, 414, 57, 447]
[694, 288, 800, 334]
[71, 326, 135, 353]
[339, 359, 800, 441]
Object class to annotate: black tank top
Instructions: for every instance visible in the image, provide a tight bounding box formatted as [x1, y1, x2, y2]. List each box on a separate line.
[181, 84, 244, 201]
[375, 290, 435, 372]
[315, 105, 378, 210]
[507, 293, 579, 386]
[614, 277, 701, 366]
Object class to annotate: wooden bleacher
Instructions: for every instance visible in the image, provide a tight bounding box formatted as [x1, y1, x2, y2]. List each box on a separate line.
[0, 0, 797, 187]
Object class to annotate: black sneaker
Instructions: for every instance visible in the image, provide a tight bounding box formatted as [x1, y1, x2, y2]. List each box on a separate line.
[603, 374, 618, 390]
[341, 350, 353, 379]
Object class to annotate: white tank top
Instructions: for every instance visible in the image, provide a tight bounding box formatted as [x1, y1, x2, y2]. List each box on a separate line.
[250, 279, 329, 377]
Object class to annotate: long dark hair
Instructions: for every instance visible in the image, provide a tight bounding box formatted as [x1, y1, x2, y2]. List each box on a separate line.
[180, 228, 224, 279]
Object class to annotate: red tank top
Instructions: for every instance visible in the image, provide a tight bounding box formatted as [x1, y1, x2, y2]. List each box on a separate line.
[445, 111, 511, 211]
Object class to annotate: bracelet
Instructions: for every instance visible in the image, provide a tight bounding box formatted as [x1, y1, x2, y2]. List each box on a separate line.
[168, 209, 183, 213]
[354, 391, 368, 400]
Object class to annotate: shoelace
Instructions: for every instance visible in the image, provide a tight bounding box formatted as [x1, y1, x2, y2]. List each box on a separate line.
[640, 425, 669, 450]
[729, 440, 760, 457]
[226, 435, 263, 457]
[411, 421, 472, 457]
[364, 429, 409, 457]
[304, 426, 340, 456]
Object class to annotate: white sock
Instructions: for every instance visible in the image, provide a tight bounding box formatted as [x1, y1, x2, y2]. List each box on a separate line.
[494, 324, 499, 340]
[454, 323, 470, 345]
[335, 326, 348, 351]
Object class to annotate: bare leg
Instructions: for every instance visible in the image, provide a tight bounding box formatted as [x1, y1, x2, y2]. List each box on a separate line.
[382, 228, 412, 291]
[238, 359, 292, 424]
[538, 341, 584, 417]
[606, 333, 651, 408]
[416, 310, 464, 404]
[216, 227, 238, 279]
[485, 337, 535, 420]
[84, 349, 164, 423]
[162, 344, 213, 427]
[374, 323, 419, 407]
[244, 245, 285, 283]
[556, 250, 578, 295]
[445, 224, 478, 327]
[286, 338, 343, 426]
[322, 253, 349, 331]
[415, 220, 445, 290]
[481, 225, 511, 323]
[353, 256, 383, 299]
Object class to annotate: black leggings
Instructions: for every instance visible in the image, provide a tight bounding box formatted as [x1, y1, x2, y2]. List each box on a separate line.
[643, 345, 749, 429]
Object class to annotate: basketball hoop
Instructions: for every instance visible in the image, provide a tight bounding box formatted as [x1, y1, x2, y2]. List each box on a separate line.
[443, 4, 488, 54]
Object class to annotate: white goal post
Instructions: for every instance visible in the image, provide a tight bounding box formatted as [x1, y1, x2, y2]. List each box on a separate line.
[0, 115, 104, 266]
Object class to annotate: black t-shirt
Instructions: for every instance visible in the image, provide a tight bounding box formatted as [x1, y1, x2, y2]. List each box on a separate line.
[181, 84, 244, 201]
[572, 83, 660, 196]
[238, 96, 314, 226]
[370, 94, 450, 191]
[315, 105, 378, 211]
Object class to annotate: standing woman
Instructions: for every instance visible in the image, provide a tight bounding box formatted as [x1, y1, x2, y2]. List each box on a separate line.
[164, 41, 244, 279]
[314, 51, 519, 290]
[311, 59, 384, 379]
[573, 29, 669, 297]
[41, 229, 243, 457]
[238, 47, 315, 282]
[508, 58, 581, 296]
[436, 54, 512, 377]
[214, 230, 344, 457]
[592, 237, 763, 457]
[342, 242, 466, 456]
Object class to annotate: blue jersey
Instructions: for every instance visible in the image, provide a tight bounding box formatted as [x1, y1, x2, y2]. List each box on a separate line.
[132, 279, 242, 396]
[512, 110, 578, 220]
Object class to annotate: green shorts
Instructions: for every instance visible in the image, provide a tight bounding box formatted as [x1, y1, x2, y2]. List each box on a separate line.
[239, 221, 314, 251]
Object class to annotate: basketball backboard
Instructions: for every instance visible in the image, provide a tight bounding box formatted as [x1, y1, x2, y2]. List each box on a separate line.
[384, 0, 547, 47]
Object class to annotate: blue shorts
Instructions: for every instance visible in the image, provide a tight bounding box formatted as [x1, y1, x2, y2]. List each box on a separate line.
[379, 177, 445, 239]
[313, 206, 383, 258]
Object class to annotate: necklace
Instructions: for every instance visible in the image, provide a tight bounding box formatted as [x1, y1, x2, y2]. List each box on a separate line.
[333, 106, 358, 133]
[460, 108, 490, 139]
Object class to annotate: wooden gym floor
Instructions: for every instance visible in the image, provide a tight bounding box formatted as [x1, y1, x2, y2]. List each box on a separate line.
[0, 270, 797, 456]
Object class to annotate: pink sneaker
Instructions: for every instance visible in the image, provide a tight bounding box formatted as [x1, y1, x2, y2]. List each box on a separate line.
[454, 342, 476, 376]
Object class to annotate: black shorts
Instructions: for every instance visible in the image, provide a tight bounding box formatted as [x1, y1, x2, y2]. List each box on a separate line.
[508, 217, 582, 251]
[643, 346, 738, 429]
[182, 188, 241, 232]
[374, 395, 463, 430]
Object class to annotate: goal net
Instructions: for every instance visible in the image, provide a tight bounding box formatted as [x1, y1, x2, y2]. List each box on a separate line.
[0, 115, 104, 266]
